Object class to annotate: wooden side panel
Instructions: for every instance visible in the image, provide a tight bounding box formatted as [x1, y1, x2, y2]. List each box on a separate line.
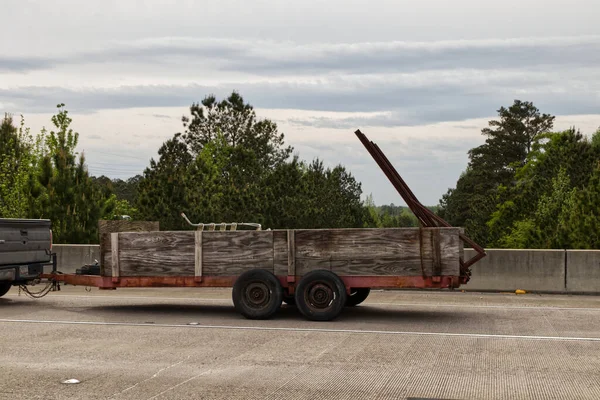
[296, 257, 424, 276]
[98, 220, 159, 236]
[100, 234, 113, 276]
[195, 230, 203, 281]
[439, 228, 461, 275]
[111, 233, 120, 279]
[273, 230, 288, 276]
[458, 227, 465, 264]
[107, 227, 460, 279]
[99, 220, 159, 276]
[202, 231, 274, 276]
[295, 228, 416, 259]
[118, 231, 195, 276]
[287, 230, 296, 277]
[294, 228, 460, 277]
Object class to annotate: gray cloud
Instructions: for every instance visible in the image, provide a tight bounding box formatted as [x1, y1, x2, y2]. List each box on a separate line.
[4, 36, 600, 76]
[0, 56, 53, 72]
[2, 66, 599, 127]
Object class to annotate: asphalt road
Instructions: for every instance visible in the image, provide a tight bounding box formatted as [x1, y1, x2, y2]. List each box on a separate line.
[1, 286, 600, 400]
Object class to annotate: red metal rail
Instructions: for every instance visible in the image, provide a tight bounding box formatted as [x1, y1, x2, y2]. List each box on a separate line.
[41, 273, 462, 291]
[354, 129, 486, 278]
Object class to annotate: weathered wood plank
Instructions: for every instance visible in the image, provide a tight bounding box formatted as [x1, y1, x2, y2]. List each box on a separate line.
[296, 257, 424, 276]
[432, 229, 442, 276]
[287, 230, 295, 278]
[201, 231, 274, 276]
[118, 231, 195, 277]
[294, 227, 460, 277]
[100, 234, 112, 276]
[98, 220, 159, 236]
[118, 231, 194, 250]
[439, 228, 461, 276]
[111, 233, 120, 280]
[295, 228, 422, 259]
[195, 230, 203, 281]
[99, 220, 159, 276]
[458, 227, 465, 265]
[101, 250, 112, 274]
[273, 230, 288, 276]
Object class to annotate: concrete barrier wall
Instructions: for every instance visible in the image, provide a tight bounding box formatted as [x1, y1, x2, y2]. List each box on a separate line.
[53, 244, 100, 274]
[566, 250, 600, 294]
[463, 249, 566, 292]
[51, 245, 600, 294]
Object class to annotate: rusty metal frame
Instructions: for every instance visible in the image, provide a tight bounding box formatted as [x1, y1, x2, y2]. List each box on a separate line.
[41, 273, 464, 290]
[354, 129, 486, 278]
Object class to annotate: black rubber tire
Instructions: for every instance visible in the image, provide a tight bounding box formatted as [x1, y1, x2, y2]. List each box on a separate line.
[282, 294, 296, 306]
[232, 269, 283, 320]
[295, 270, 347, 321]
[346, 288, 370, 307]
[0, 282, 12, 298]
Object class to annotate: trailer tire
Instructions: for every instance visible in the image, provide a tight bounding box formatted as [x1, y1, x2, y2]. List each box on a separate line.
[0, 282, 11, 298]
[346, 288, 370, 307]
[232, 269, 283, 320]
[295, 270, 347, 321]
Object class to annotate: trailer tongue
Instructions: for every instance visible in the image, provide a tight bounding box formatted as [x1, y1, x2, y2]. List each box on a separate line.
[38, 129, 486, 321]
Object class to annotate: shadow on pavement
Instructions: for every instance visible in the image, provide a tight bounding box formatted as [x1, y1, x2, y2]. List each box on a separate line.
[85, 302, 462, 324]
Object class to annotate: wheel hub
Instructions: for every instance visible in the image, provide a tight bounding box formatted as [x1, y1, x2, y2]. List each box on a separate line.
[245, 282, 270, 308]
[307, 283, 334, 309]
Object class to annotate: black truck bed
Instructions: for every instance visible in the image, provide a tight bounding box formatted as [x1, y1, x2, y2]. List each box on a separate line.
[0, 219, 52, 267]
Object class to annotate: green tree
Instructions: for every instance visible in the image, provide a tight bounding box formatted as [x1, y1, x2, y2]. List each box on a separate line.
[137, 92, 370, 230]
[136, 134, 193, 230]
[94, 175, 143, 204]
[363, 194, 381, 228]
[438, 100, 555, 246]
[497, 168, 577, 248]
[103, 195, 138, 220]
[488, 128, 598, 247]
[0, 114, 38, 218]
[183, 132, 265, 225]
[262, 156, 309, 229]
[298, 160, 366, 229]
[35, 104, 113, 243]
[560, 164, 600, 248]
[182, 92, 292, 168]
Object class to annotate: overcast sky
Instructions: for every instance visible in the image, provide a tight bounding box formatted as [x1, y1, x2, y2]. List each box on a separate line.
[1, 0, 599, 206]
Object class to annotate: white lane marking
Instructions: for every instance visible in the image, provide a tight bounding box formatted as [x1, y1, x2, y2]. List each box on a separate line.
[1, 318, 599, 342]
[369, 302, 600, 312]
[8, 294, 600, 312]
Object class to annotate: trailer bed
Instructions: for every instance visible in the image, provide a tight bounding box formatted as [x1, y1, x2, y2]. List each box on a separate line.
[98, 227, 463, 282]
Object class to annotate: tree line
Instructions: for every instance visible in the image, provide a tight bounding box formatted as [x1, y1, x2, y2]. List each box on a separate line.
[1, 94, 598, 248]
[0, 94, 417, 244]
[438, 100, 600, 249]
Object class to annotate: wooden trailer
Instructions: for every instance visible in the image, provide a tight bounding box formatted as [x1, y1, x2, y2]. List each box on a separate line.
[42, 130, 486, 321]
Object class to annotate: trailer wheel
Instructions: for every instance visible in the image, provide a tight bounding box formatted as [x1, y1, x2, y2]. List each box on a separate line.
[346, 288, 370, 307]
[295, 270, 347, 321]
[232, 269, 283, 320]
[0, 282, 11, 298]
